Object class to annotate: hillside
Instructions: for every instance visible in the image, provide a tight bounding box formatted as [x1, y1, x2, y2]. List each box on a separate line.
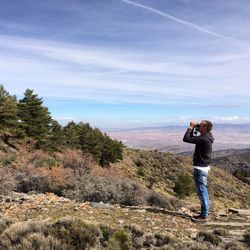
[212, 150, 250, 173]
[1, 145, 250, 249]
[111, 149, 250, 211]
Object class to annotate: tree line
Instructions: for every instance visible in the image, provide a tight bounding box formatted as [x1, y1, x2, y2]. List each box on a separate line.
[0, 84, 124, 166]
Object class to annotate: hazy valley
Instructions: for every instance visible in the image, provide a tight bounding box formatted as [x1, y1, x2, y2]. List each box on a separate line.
[107, 124, 250, 154]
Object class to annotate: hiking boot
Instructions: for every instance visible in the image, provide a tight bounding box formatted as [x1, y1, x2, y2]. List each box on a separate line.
[191, 214, 208, 223]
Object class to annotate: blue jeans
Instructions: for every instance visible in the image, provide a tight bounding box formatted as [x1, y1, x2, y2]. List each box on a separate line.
[194, 168, 209, 217]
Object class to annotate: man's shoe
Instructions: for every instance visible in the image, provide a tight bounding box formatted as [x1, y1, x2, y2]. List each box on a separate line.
[191, 214, 208, 223]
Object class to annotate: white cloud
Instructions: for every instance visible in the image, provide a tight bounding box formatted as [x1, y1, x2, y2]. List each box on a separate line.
[0, 34, 250, 106]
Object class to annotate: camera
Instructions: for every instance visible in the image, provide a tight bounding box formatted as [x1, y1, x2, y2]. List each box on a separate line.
[193, 123, 200, 136]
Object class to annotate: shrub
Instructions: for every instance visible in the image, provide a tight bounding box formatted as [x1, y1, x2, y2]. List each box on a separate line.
[0, 220, 48, 247]
[100, 224, 114, 246]
[213, 228, 230, 236]
[125, 224, 144, 238]
[225, 241, 246, 250]
[196, 231, 222, 246]
[185, 241, 213, 250]
[48, 217, 99, 249]
[55, 149, 93, 175]
[33, 156, 59, 168]
[13, 233, 63, 250]
[146, 176, 157, 189]
[0, 218, 14, 235]
[146, 191, 170, 209]
[107, 230, 130, 250]
[64, 174, 146, 206]
[15, 173, 55, 194]
[154, 232, 176, 247]
[0, 155, 16, 167]
[0, 217, 99, 250]
[0, 167, 17, 194]
[243, 230, 250, 246]
[173, 174, 195, 197]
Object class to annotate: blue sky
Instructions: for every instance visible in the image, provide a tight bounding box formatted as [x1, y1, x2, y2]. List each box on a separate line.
[1, 0, 250, 128]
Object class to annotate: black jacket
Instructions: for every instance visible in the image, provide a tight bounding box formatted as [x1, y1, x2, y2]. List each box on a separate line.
[183, 128, 214, 167]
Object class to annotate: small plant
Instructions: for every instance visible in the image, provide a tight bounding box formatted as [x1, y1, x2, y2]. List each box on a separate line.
[197, 231, 222, 246]
[146, 191, 169, 208]
[65, 174, 146, 206]
[48, 217, 99, 249]
[15, 173, 54, 193]
[225, 241, 246, 250]
[0, 155, 16, 167]
[55, 149, 93, 175]
[0, 216, 99, 249]
[243, 230, 250, 247]
[33, 156, 59, 168]
[154, 232, 176, 247]
[0, 168, 16, 194]
[0, 218, 14, 234]
[147, 175, 157, 189]
[100, 224, 114, 246]
[108, 230, 130, 250]
[173, 174, 195, 197]
[213, 228, 230, 236]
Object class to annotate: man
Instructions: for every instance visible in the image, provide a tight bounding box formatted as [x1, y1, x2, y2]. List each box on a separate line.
[183, 120, 214, 222]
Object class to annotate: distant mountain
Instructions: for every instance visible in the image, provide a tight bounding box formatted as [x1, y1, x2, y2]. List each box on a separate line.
[107, 124, 250, 154]
[177, 148, 250, 158]
[212, 149, 250, 173]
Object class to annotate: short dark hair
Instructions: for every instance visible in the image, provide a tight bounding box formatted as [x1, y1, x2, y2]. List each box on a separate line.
[202, 120, 213, 132]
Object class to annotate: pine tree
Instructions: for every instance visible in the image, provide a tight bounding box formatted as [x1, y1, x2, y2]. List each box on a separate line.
[0, 84, 22, 147]
[18, 89, 52, 144]
[100, 134, 124, 167]
[64, 121, 80, 148]
[47, 119, 66, 151]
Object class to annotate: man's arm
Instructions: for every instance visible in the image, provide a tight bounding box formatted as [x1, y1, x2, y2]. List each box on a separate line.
[183, 128, 202, 144]
[183, 121, 204, 144]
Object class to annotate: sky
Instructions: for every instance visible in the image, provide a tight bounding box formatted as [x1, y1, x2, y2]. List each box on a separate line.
[1, 0, 250, 128]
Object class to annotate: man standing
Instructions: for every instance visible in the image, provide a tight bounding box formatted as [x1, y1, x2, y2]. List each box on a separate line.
[183, 120, 214, 222]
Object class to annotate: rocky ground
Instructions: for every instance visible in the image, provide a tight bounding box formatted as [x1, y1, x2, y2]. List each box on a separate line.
[1, 192, 250, 249]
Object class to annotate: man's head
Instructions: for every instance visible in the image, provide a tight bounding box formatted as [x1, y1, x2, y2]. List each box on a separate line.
[200, 120, 213, 134]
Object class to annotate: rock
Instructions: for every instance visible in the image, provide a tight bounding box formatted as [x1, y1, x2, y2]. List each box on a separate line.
[90, 202, 113, 209]
[137, 209, 146, 213]
[228, 208, 250, 216]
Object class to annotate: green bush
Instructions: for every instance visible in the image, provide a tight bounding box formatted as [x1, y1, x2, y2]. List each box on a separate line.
[243, 230, 250, 246]
[225, 241, 246, 250]
[197, 231, 222, 246]
[64, 174, 146, 206]
[0, 155, 16, 167]
[146, 191, 169, 208]
[213, 228, 230, 236]
[33, 156, 59, 168]
[0, 218, 14, 235]
[107, 230, 130, 250]
[15, 173, 58, 194]
[48, 217, 99, 249]
[100, 224, 114, 246]
[0, 217, 99, 250]
[173, 174, 195, 197]
[0, 168, 16, 194]
[154, 232, 176, 247]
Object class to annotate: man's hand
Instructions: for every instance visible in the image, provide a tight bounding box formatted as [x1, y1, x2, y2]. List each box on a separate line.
[189, 121, 197, 129]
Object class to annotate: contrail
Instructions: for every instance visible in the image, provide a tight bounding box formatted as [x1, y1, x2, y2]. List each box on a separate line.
[120, 0, 236, 41]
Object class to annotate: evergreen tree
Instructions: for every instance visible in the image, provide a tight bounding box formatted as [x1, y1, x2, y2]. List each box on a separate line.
[100, 134, 124, 167]
[0, 84, 22, 146]
[64, 121, 80, 148]
[64, 121, 124, 166]
[18, 89, 52, 144]
[47, 119, 66, 151]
